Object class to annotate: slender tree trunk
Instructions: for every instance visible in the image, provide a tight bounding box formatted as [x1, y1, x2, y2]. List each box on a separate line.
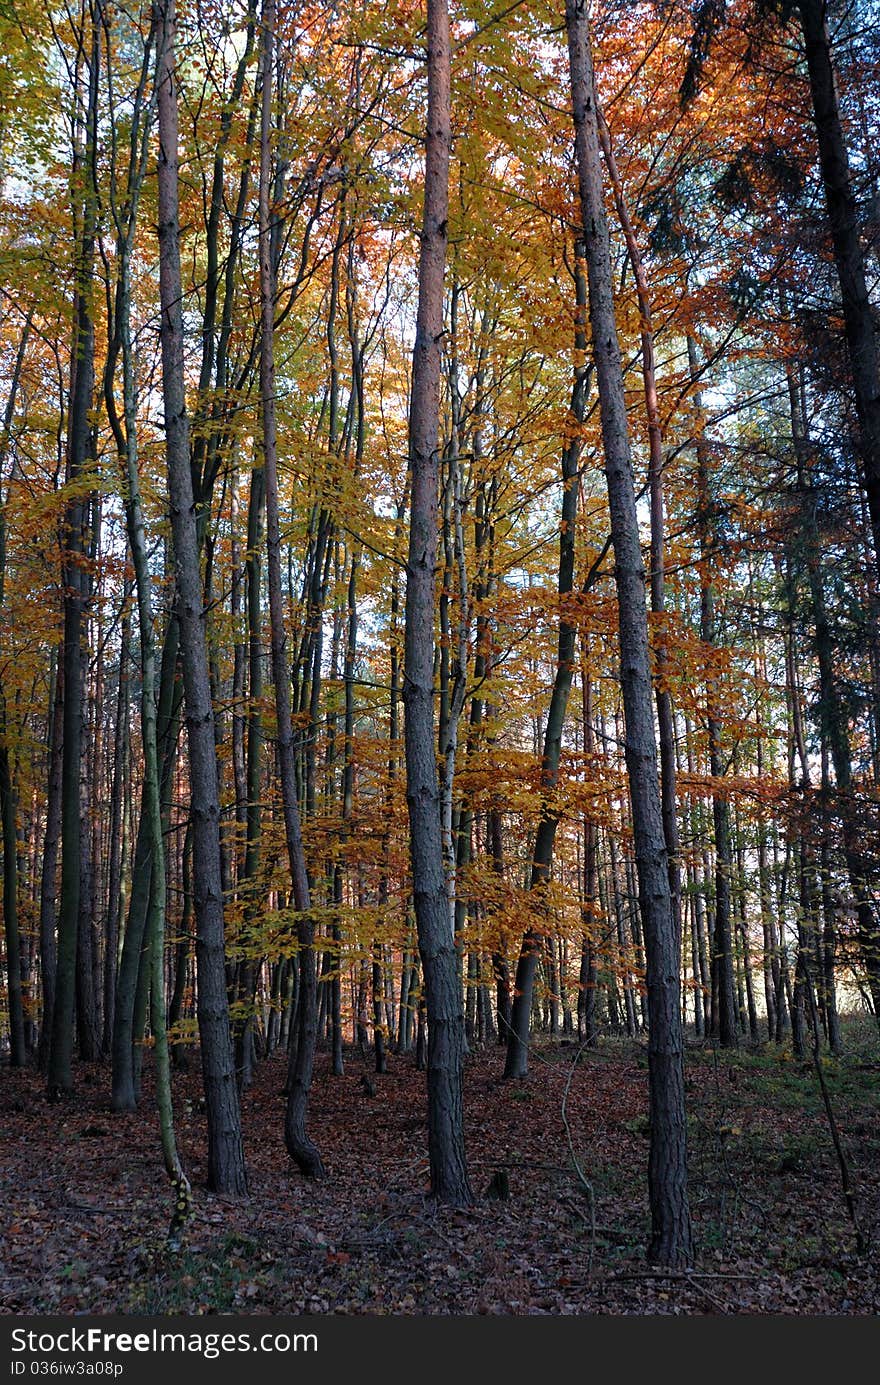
[503, 249, 589, 1078]
[168, 821, 192, 1070]
[235, 455, 265, 1088]
[102, 600, 130, 1055]
[156, 0, 246, 1195]
[76, 566, 99, 1062]
[786, 354, 880, 1027]
[103, 7, 186, 1206]
[38, 652, 63, 1069]
[403, 0, 472, 1204]
[818, 793, 841, 1055]
[48, 10, 100, 1097]
[597, 108, 683, 953]
[689, 336, 737, 1049]
[0, 319, 31, 1066]
[0, 708, 24, 1065]
[565, 0, 692, 1267]
[257, 0, 323, 1177]
[110, 620, 179, 1109]
[797, 0, 880, 587]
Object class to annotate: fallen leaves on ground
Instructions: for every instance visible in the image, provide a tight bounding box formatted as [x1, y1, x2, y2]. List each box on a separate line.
[1, 1034, 878, 1316]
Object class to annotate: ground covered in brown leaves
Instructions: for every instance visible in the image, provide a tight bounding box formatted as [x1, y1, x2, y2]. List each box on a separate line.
[2, 1026, 878, 1316]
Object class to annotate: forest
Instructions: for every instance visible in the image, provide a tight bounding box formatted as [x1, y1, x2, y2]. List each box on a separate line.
[1, 0, 879, 1317]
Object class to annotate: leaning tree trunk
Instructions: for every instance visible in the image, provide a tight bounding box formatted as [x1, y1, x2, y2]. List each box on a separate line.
[155, 0, 246, 1196]
[258, 0, 324, 1178]
[402, 0, 472, 1204]
[564, 0, 692, 1268]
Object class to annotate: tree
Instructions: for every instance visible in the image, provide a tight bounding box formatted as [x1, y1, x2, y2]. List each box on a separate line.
[155, 0, 247, 1196]
[48, 0, 100, 1099]
[258, 0, 324, 1179]
[502, 249, 590, 1078]
[0, 317, 32, 1069]
[796, 0, 880, 591]
[403, 0, 472, 1206]
[564, 0, 692, 1268]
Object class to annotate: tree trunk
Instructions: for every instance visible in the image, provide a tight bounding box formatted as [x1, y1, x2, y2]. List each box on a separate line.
[257, 0, 323, 1178]
[797, 0, 880, 588]
[503, 247, 589, 1078]
[402, 0, 472, 1205]
[689, 336, 737, 1049]
[156, 0, 246, 1195]
[38, 651, 63, 1070]
[0, 318, 31, 1067]
[786, 350, 880, 1027]
[0, 707, 24, 1066]
[565, 0, 692, 1268]
[48, 10, 100, 1098]
[597, 107, 683, 955]
[235, 454, 265, 1089]
[102, 600, 130, 1056]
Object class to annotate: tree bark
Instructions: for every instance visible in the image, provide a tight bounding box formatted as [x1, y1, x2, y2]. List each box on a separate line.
[785, 353, 880, 1027]
[597, 108, 683, 950]
[48, 9, 100, 1097]
[688, 336, 738, 1049]
[797, 0, 880, 587]
[402, 0, 472, 1204]
[565, 0, 692, 1267]
[38, 651, 63, 1070]
[155, 0, 246, 1195]
[257, 0, 324, 1177]
[102, 599, 130, 1056]
[0, 318, 31, 1067]
[503, 249, 589, 1078]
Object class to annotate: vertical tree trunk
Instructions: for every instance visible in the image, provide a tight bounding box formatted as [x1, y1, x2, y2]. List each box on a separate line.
[403, 0, 472, 1204]
[38, 651, 63, 1069]
[48, 8, 100, 1097]
[786, 356, 880, 1028]
[0, 710, 24, 1065]
[689, 336, 737, 1049]
[578, 668, 599, 1046]
[257, 0, 323, 1178]
[110, 619, 179, 1109]
[597, 108, 683, 953]
[564, 0, 692, 1267]
[102, 599, 130, 1055]
[503, 249, 589, 1078]
[156, 0, 246, 1195]
[168, 821, 192, 1070]
[235, 455, 265, 1089]
[797, 0, 880, 586]
[103, 6, 186, 1205]
[0, 318, 31, 1067]
[818, 792, 841, 1055]
[76, 551, 99, 1062]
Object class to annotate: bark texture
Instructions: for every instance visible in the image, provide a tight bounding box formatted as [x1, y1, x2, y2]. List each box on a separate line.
[565, 0, 692, 1268]
[258, 0, 324, 1177]
[403, 0, 472, 1204]
[156, 0, 246, 1195]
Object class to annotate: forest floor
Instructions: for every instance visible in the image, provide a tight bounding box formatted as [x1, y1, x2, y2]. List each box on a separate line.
[1, 1020, 879, 1316]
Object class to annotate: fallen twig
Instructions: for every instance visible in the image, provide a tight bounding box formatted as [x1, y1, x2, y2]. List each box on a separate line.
[560, 1041, 596, 1275]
